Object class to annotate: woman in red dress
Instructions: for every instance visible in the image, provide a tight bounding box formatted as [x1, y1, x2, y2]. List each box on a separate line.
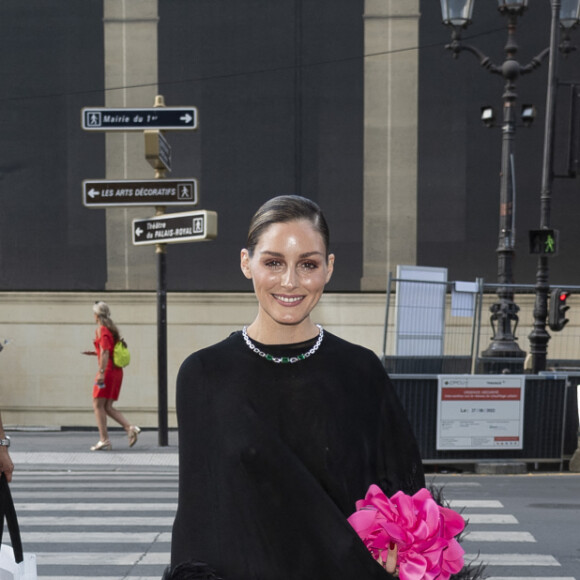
[83, 301, 140, 451]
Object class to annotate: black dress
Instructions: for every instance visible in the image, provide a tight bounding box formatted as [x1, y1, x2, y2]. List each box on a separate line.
[170, 330, 425, 580]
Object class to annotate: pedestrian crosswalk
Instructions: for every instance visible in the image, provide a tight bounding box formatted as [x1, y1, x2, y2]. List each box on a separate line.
[4, 471, 577, 579]
[7, 470, 176, 580]
[431, 479, 577, 580]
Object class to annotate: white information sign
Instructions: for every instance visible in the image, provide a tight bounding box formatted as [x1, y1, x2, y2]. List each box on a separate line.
[436, 375, 525, 450]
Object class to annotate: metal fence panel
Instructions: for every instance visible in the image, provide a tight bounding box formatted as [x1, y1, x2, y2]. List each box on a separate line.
[383, 276, 580, 374]
[392, 376, 568, 464]
[394, 265, 447, 356]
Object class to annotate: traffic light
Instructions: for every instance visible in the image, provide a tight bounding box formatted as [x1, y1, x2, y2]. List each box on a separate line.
[529, 229, 558, 255]
[548, 288, 570, 332]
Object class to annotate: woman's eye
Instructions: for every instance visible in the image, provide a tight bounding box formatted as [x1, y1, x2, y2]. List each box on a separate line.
[265, 260, 282, 269]
[300, 261, 319, 271]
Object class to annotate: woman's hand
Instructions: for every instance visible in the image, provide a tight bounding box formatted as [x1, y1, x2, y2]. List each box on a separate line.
[0, 446, 14, 482]
[82, 350, 97, 356]
[0, 415, 14, 483]
[95, 350, 109, 385]
[379, 543, 398, 575]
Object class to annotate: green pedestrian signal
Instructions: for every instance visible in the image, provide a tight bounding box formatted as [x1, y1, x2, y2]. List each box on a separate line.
[529, 229, 559, 256]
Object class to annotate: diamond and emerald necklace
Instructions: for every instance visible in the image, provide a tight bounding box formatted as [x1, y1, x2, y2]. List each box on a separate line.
[242, 324, 324, 364]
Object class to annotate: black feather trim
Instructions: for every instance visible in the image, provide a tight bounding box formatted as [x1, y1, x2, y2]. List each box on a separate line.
[428, 482, 489, 580]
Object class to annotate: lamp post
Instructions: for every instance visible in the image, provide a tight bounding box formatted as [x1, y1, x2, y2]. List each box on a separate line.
[529, 0, 580, 372]
[440, 0, 579, 362]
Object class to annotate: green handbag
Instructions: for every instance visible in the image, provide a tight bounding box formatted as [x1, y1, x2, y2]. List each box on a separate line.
[113, 339, 131, 368]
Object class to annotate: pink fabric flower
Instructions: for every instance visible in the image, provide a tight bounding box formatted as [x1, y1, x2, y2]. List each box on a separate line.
[348, 485, 465, 580]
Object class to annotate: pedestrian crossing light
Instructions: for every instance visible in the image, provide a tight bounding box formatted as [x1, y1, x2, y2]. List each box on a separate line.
[549, 288, 570, 332]
[529, 229, 558, 255]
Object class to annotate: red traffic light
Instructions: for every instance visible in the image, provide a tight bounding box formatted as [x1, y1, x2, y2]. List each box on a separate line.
[549, 288, 571, 332]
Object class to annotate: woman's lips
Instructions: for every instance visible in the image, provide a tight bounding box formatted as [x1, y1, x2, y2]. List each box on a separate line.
[273, 294, 304, 305]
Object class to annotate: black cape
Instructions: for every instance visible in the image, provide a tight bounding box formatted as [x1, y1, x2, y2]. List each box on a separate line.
[171, 330, 425, 579]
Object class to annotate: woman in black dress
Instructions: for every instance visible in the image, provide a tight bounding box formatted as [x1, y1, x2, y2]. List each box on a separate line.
[168, 195, 425, 579]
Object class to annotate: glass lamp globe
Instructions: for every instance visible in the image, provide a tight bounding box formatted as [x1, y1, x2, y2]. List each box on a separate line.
[440, 0, 475, 27]
[560, 0, 580, 29]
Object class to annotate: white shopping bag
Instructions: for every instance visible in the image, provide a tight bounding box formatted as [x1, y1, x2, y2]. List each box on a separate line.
[0, 545, 36, 580]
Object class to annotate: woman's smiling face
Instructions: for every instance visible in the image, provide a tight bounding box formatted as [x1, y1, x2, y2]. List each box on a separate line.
[241, 219, 334, 330]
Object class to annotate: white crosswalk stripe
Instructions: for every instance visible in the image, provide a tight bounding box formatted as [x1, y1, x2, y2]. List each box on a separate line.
[30, 553, 171, 566]
[463, 513, 519, 524]
[450, 499, 504, 508]
[18, 516, 175, 526]
[17, 532, 172, 543]
[11, 452, 178, 467]
[16, 503, 177, 511]
[463, 531, 536, 542]
[464, 553, 561, 566]
[8, 471, 177, 578]
[12, 491, 177, 499]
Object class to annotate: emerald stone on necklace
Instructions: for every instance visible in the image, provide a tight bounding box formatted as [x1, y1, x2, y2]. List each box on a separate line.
[242, 325, 324, 363]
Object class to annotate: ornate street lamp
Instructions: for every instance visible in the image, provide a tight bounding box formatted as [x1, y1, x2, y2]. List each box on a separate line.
[441, 0, 537, 360]
[529, 0, 580, 372]
[440, 0, 579, 365]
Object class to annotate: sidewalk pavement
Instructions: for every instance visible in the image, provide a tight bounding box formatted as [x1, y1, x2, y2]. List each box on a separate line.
[5, 427, 179, 473]
[8, 427, 571, 476]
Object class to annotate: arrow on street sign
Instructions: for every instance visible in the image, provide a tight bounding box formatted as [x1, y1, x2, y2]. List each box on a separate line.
[132, 210, 218, 246]
[82, 179, 198, 208]
[81, 107, 198, 131]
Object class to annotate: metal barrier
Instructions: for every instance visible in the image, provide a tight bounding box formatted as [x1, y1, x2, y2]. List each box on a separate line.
[392, 374, 577, 468]
[381, 274, 580, 374]
[381, 275, 580, 465]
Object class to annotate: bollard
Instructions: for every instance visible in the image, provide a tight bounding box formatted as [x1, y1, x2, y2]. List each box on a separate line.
[570, 385, 580, 473]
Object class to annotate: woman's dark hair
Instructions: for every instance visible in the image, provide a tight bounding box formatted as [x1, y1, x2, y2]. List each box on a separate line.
[246, 195, 330, 257]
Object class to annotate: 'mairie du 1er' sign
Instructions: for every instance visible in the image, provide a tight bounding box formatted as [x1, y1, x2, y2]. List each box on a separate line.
[133, 210, 218, 246]
[82, 107, 198, 131]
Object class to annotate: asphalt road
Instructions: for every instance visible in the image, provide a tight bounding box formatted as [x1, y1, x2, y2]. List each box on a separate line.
[4, 429, 580, 579]
[429, 472, 580, 579]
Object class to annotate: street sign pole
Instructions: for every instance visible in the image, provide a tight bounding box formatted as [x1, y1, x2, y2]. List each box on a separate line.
[156, 233, 169, 447]
[152, 95, 170, 448]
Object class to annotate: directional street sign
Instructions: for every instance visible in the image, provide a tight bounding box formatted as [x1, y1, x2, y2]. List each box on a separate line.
[81, 107, 198, 131]
[133, 210, 218, 246]
[83, 179, 198, 207]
